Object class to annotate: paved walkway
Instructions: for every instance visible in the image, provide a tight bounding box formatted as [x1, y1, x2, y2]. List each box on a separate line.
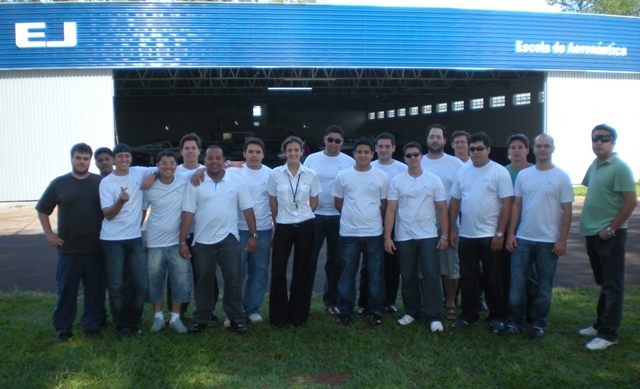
[0, 199, 638, 292]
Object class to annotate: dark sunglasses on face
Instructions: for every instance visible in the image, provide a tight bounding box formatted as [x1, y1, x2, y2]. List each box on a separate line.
[468, 146, 486, 152]
[592, 135, 612, 143]
[405, 152, 421, 158]
[326, 137, 343, 144]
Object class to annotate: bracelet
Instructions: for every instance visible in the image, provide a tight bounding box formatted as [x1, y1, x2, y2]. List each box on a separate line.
[440, 235, 449, 240]
[179, 242, 187, 245]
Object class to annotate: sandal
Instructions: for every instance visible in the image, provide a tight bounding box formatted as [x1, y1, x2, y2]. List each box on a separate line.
[446, 307, 457, 321]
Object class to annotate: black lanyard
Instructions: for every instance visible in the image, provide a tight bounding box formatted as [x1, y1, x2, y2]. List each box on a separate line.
[287, 171, 302, 209]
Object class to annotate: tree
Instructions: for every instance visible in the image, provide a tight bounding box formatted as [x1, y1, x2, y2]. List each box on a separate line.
[547, 0, 640, 16]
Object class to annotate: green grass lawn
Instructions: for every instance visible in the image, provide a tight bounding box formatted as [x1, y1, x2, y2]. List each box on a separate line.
[1, 287, 639, 388]
[573, 182, 640, 196]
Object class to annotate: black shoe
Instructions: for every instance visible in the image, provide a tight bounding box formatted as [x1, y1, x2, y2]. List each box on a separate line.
[210, 313, 219, 323]
[336, 314, 351, 326]
[384, 305, 398, 314]
[356, 307, 367, 316]
[489, 320, 505, 334]
[84, 329, 102, 338]
[528, 326, 545, 339]
[504, 324, 521, 336]
[452, 318, 471, 329]
[53, 331, 73, 342]
[189, 322, 207, 334]
[325, 306, 339, 316]
[229, 321, 248, 334]
[370, 314, 383, 326]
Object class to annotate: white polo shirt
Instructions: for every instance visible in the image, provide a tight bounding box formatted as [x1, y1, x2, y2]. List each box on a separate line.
[182, 171, 253, 245]
[303, 151, 354, 216]
[515, 166, 574, 243]
[333, 166, 388, 237]
[143, 174, 189, 248]
[372, 159, 407, 181]
[229, 165, 273, 231]
[421, 153, 463, 204]
[450, 160, 513, 238]
[99, 166, 154, 240]
[268, 164, 321, 224]
[388, 170, 445, 241]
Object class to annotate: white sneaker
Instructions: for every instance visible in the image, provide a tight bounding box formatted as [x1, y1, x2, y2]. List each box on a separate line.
[578, 326, 598, 337]
[430, 321, 444, 333]
[586, 337, 618, 351]
[223, 318, 231, 328]
[248, 313, 263, 324]
[396, 314, 415, 326]
[150, 316, 165, 332]
[169, 318, 188, 334]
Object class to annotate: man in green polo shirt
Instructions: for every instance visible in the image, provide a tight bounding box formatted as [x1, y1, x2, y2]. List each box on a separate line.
[579, 124, 637, 351]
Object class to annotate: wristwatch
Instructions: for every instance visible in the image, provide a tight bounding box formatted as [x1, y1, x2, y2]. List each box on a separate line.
[249, 232, 258, 239]
[605, 226, 616, 237]
[494, 232, 504, 238]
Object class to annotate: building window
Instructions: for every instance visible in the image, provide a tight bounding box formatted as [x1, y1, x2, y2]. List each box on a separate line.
[490, 95, 506, 108]
[421, 105, 432, 115]
[252, 105, 262, 117]
[470, 98, 484, 110]
[437, 103, 447, 113]
[368, 112, 376, 120]
[452, 101, 464, 112]
[409, 106, 419, 116]
[538, 91, 545, 103]
[398, 108, 406, 117]
[513, 92, 531, 106]
[387, 109, 395, 118]
[377, 111, 385, 119]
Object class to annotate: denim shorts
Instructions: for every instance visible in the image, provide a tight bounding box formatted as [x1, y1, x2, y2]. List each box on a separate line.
[147, 245, 193, 303]
[438, 246, 460, 279]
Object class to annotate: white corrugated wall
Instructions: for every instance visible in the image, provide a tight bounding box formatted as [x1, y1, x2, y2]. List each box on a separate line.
[545, 71, 640, 184]
[0, 69, 115, 201]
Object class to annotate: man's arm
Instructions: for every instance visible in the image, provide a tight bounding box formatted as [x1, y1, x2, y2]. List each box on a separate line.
[269, 195, 278, 223]
[383, 200, 397, 254]
[102, 187, 129, 220]
[506, 197, 522, 252]
[37, 212, 63, 247]
[379, 198, 387, 219]
[243, 208, 258, 253]
[334, 197, 344, 213]
[435, 200, 449, 251]
[310, 196, 319, 212]
[598, 191, 637, 240]
[491, 196, 513, 252]
[178, 211, 194, 259]
[552, 202, 572, 256]
[448, 197, 461, 249]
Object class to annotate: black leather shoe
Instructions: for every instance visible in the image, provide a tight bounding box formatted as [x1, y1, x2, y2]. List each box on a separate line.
[370, 314, 383, 326]
[189, 322, 207, 334]
[336, 314, 351, 326]
[53, 331, 73, 342]
[229, 321, 247, 334]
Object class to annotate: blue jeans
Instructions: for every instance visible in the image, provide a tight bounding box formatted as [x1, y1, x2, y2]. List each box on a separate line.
[239, 229, 272, 316]
[337, 235, 385, 316]
[53, 252, 105, 333]
[586, 229, 627, 342]
[396, 238, 442, 322]
[147, 245, 192, 304]
[309, 215, 341, 307]
[508, 239, 557, 329]
[102, 238, 148, 333]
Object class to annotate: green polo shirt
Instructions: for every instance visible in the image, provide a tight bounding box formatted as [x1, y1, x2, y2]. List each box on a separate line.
[580, 154, 636, 236]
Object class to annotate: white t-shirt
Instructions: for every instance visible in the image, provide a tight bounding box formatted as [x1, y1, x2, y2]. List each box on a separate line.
[229, 165, 273, 231]
[268, 164, 321, 224]
[450, 160, 514, 238]
[515, 166, 574, 243]
[143, 174, 189, 248]
[99, 166, 154, 240]
[372, 160, 407, 181]
[176, 164, 204, 176]
[421, 153, 463, 204]
[388, 170, 445, 241]
[303, 151, 354, 216]
[182, 171, 253, 245]
[333, 167, 388, 237]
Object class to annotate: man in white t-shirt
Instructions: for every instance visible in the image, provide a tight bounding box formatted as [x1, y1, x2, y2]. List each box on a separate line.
[505, 134, 573, 339]
[303, 125, 355, 315]
[421, 124, 464, 321]
[143, 150, 191, 334]
[99, 143, 154, 339]
[228, 137, 272, 324]
[449, 132, 513, 333]
[179, 145, 258, 335]
[334, 137, 388, 326]
[450, 130, 470, 163]
[385, 141, 449, 332]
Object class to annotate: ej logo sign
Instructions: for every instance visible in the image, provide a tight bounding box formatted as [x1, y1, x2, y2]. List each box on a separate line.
[15, 22, 77, 48]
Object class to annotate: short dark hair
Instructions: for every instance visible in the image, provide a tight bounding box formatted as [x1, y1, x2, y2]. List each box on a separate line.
[507, 133, 530, 149]
[468, 132, 492, 148]
[324, 124, 344, 137]
[354, 137, 374, 151]
[451, 130, 470, 141]
[592, 124, 618, 142]
[70, 143, 93, 157]
[206, 144, 224, 156]
[428, 124, 447, 139]
[280, 136, 304, 154]
[244, 137, 265, 152]
[94, 147, 112, 158]
[403, 141, 423, 154]
[375, 132, 396, 145]
[180, 132, 202, 150]
[156, 149, 177, 162]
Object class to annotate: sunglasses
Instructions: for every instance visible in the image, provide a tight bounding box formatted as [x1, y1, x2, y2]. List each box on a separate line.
[404, 152, 421, 158]
[326, 137, 343, 144]
[592, 135, 612, 143]
[468, 146, 486, 152]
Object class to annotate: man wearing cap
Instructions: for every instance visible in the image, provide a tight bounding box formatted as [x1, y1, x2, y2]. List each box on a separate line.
[99, 143, 154, 339]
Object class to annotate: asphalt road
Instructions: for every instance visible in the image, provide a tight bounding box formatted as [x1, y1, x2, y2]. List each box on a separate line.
[0, 199, 638, 293]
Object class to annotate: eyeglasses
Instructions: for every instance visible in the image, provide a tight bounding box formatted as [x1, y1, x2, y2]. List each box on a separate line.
[326, 137, 343, 144]
[404, 152, 421, 158]
[468, 146, 486, 152]
[592, 135, 612, 143]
